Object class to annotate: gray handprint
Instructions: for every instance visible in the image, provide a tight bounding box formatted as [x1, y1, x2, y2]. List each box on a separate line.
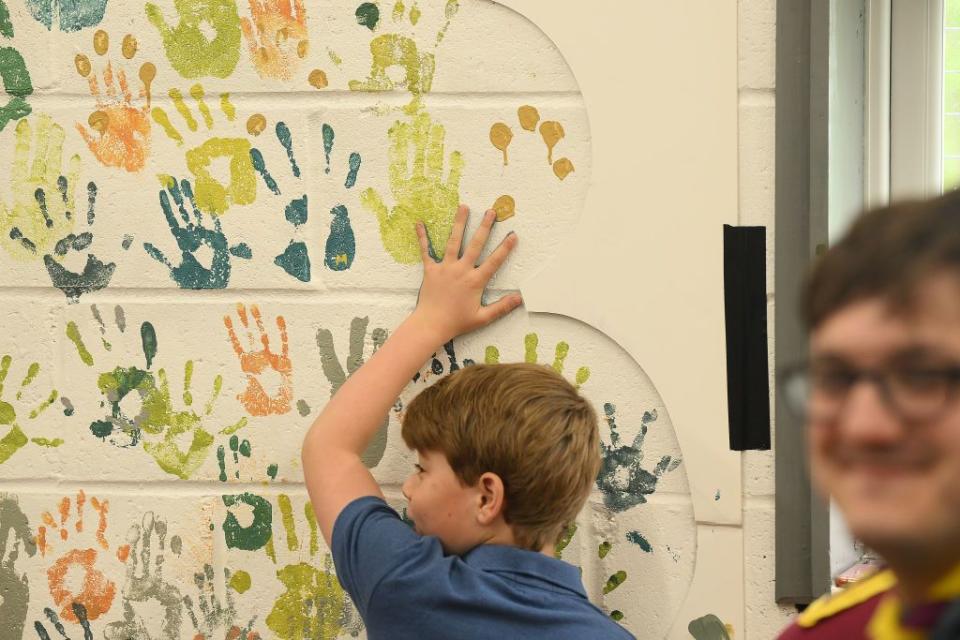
[0, 494, 37, 639]
[316, 317, 388, 468]
[105, 512, 183, 640]
[183, 563, 259, 639]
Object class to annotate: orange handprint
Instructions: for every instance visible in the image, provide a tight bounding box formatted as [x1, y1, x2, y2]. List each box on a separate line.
[224, 304, 293, 416]
[74, 30, 157, 173]
[36, 490, 129, 624]
[240, 0, 308, 81]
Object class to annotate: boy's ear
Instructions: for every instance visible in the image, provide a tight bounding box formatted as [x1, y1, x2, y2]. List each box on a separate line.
[475, 472, 506, 525]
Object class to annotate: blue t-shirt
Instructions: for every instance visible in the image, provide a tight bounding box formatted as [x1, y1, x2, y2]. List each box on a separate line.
[332, 496, 636, 640]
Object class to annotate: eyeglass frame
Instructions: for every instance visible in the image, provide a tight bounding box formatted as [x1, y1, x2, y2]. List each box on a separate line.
[778, 360, 960, 425]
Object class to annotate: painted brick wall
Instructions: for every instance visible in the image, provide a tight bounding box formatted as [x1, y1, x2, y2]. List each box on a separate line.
[0, 1, 708, 638]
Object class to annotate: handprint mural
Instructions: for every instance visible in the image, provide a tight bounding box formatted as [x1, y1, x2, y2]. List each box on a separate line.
[0, 1, 705, 638]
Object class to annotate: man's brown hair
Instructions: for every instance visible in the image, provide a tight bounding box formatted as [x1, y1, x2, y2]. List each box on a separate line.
[803, 189, 960, 329]
[401, 363, 600, 552]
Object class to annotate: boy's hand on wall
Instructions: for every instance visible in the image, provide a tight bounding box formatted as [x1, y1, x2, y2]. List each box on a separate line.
[410, 204, 521, 343]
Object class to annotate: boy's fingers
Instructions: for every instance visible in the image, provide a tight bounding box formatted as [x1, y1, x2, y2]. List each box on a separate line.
[444, 204, 469, 260]
[463, 209, 496, 264]
[416, 222, 433, 265]
[477, 232, 517, 281]
[479, 293, 523, 326]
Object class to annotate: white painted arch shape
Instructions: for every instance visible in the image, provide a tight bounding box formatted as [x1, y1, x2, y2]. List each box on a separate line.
[493, 2, 744, 637]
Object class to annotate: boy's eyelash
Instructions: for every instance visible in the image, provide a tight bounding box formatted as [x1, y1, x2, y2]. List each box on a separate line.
[414, 463, 425, 473]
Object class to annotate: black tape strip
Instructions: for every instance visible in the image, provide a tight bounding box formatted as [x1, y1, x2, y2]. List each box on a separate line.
[724, 225, 771, 450]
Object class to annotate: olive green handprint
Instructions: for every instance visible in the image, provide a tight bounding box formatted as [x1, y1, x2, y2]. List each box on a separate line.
[360, 109, 463, 264]
[146, 0, 241, 80]
[265, 494, 363, 640]
[0, 356, 62, 465]
[484, 332, 591, 389]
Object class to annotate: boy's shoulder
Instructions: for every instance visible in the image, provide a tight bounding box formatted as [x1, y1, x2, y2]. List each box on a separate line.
[333, 496, 635, 639]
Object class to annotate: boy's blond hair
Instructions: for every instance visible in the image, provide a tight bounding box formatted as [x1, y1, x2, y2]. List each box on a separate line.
[401, 363, 601, 551]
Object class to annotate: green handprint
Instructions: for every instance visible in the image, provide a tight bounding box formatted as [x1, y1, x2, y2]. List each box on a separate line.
[0, 356, 61, 465]
[70, 307, 243, 478]
[484, 333, 591, 388]
[0, 116, 80, 262]
[0, 6, 33, 131]
[146, 0, 241, 79]
[360, 110, 463, 264]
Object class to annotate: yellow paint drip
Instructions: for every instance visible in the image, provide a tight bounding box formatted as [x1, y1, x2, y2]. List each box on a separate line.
[518, 105, 539, 131]
[246, 114, 267, 136]
[93, 29, 109, 56]
[297, 40, 309, 59]
[553, 158, 575, 180]
[308, 69, 328, 89]
[493, 195, 516, 221]
[489, 122, 513, 165]
[540, 121, 565, 164]
[75, 54, 92, 77]
[121, 35, 138, 60]
[140, 63, 156, 105]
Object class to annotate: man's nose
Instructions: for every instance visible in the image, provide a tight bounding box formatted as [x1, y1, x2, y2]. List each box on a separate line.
[836, 379, 907, 444]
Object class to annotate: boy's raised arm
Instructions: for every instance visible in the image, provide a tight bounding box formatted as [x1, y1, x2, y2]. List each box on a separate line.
[302, 205, 521, 546]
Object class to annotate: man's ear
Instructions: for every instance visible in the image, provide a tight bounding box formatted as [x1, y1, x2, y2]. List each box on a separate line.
[475, 472, 505, 525]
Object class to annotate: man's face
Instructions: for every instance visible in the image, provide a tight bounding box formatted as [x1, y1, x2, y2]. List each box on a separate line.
[808, 276, 960, 557]
[401, 449, 482, 555]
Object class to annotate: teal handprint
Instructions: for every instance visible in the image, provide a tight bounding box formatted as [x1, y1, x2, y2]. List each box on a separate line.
[596, 403, 682, 513]
[143, 177, 252, 289]
[146, 0, 241, 79]
[360, 109, 463, 264]
[25, 0, 108, 32]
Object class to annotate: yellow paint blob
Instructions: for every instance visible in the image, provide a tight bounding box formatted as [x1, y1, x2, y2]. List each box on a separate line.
[489, 122, 513, 165]
[121, 35, 138, 60]
[297, 40, 309, 59]
[309, 69, 329, 89]
[518, 105, 539, 131]
[540, 121, 565, 165]
[246, 114, 267, 136]
[88, 110, 109, 134]
[493, 195, 516, 221]
[93, 29, 109, 56]
[75, 54, 92, 77]
[553, 158, 575, 180]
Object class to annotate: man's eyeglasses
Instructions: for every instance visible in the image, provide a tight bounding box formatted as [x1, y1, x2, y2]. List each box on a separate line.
[779, 362, 960, 424]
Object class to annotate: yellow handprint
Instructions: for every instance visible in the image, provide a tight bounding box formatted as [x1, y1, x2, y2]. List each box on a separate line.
[240, 0, 309, 81]
[151, 85, 259, 215]
[360, 109, 463, 264]
[0, 115, 81, 262]
[75, 30, 157, 173]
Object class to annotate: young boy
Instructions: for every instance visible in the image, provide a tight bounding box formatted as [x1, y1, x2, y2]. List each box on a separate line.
[302, 205, 634, 639]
